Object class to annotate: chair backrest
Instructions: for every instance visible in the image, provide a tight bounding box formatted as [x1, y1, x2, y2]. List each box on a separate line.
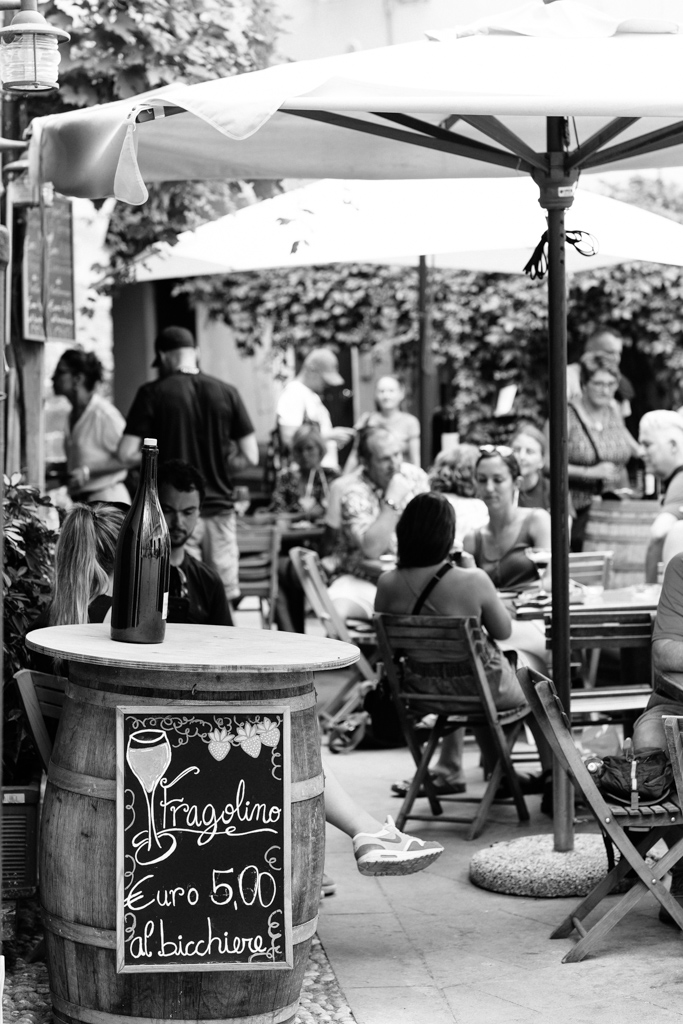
[289, 546, 376, 681]
[373, 613, 499, 719]
[515, 668, 618, 813]
[568, 550, 613, 589]
[665, 715, 683, 809]
[544, 608, 654, 650]
[236, 520, 281, 562]
[236, 520, 281, 626]
[13, 669, 68, 772]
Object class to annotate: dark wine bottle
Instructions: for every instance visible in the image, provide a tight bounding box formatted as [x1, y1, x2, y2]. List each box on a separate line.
[111, 438, 170, 643]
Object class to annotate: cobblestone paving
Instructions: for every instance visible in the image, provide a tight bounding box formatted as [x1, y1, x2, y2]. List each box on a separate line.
[2, 899, 356, 1024]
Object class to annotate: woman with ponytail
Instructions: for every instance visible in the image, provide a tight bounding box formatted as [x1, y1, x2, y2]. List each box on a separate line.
[27, 503, 125, 672]
[47, 503, 125, 626]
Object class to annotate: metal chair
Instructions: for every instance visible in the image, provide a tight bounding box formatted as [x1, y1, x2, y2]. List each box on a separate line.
[518, 670, 683, 963]
[374, 613, 531, 841]
[236, 519, 281, 629]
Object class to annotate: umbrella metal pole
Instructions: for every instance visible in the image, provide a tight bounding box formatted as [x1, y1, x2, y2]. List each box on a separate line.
[537, 117, 577, 852]
[418, 255, 437, 467]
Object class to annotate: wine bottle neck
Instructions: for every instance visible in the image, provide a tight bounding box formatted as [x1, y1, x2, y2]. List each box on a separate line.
[137, 446, 159, 501]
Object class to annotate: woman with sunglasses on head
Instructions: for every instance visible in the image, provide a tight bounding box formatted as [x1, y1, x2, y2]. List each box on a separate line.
[463, 445, 552, 592]
[463, 445, 551, 675]
[559, 351, 640, 551]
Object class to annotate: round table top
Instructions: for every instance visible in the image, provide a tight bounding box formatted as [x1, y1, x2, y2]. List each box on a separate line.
[26, 623, 360, 673]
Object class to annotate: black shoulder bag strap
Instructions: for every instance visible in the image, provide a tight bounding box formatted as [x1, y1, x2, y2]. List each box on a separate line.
[569, 402, 602, 463]
[412, 562, 452, 615]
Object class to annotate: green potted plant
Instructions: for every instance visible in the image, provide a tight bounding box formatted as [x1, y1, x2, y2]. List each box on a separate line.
[3, 475, 58, 785]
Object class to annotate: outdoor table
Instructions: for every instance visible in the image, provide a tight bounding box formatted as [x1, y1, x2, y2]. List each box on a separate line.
[513, 584, 661, 621]
[252, 511, 325, 549]
[26, 622, 358, 1024]
[513, 584, 660, 691]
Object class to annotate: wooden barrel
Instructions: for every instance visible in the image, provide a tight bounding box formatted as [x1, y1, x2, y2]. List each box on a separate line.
[28, 624, 358, 1024]
[584, 500, 656, 587]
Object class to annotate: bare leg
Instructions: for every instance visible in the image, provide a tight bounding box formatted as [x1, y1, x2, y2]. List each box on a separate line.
[324, 761, 383, 837]
[431, 729, 465, 781]
[323, 760, 444, 876]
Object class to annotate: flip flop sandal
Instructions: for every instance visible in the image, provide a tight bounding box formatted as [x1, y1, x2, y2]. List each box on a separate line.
[391, 771, 467, 798]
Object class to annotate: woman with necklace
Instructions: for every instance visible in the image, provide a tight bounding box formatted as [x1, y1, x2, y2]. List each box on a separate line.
[463, 446, 552, 674]
[562, 351, 640, 551]
[52, 349, 130, 504]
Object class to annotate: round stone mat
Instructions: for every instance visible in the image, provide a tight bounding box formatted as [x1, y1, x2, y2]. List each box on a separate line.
[470, 833, 617, 897]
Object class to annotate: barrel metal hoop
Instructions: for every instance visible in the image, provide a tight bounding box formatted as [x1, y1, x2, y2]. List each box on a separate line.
[42, 907, 317, 951]
[65, 681, 317, 713]
[47, 762, 116, 800]
[291, 773, 324, 802]
[50, 994, 300, 1024]
[292, 915, 318, 944]
[42, 909, 116, 948]
[48, 765, 322, 805]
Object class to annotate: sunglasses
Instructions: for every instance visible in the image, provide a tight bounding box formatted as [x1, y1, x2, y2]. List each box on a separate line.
[479, 445, 514, 458]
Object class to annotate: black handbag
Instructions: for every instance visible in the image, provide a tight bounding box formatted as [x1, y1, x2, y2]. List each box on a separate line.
[588, 746, 674, 809]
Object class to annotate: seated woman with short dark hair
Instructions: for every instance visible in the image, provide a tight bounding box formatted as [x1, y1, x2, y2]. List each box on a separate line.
[375, 492, 551, 796]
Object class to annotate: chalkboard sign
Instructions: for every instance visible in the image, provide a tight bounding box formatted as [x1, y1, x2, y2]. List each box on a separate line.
[22, 197, 75, 343]
[116, 704, 292, 973]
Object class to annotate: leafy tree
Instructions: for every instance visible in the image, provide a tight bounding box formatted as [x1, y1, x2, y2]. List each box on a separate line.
[22, 0, 283, 277]
[177, 245, 683, 440]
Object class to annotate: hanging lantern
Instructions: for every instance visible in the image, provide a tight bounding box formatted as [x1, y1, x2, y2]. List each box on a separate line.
[0, 0, 69, 92]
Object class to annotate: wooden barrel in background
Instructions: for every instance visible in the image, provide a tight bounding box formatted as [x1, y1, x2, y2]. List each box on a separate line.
[28, 624, 358, 1024]
[584, 500, 657, 588]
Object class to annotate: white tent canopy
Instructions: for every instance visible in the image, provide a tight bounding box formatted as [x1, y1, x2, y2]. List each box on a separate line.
[27, 1, 683, 204]
[132, 177, 683, 282]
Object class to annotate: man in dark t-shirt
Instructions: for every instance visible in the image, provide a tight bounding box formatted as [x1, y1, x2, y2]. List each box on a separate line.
[118, 327, 259, 601]
[158, 459, 233, 627]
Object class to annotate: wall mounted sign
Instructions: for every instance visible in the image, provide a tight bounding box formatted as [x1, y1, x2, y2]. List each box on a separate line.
[22, 197, 75, 343]
[116, 704, 292, 973]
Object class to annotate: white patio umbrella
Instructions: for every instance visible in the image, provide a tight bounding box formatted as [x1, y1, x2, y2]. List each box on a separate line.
[26, 0, 683, 849]
[131, 176, 683, 281]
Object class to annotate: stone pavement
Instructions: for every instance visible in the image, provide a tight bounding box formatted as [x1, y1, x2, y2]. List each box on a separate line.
[318, 742, 683, 1024]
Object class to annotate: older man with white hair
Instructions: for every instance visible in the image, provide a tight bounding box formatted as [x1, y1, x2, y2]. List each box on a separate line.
[639, 409, 683, 581]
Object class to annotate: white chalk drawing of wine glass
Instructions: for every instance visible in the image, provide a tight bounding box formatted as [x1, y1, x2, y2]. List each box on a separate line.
[126, 729, 176, 865]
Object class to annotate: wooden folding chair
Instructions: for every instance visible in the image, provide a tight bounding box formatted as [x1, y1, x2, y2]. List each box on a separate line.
[568, 550, 614, 590]
[567, 550, 614, 687]
[289, 546, 377, 736]
[518, 670, 683, 963]
[544, 608, 653, 729]
[374, 614, 531, 841]
[236, 519, 281, 629]
[13, 669, 68, 771]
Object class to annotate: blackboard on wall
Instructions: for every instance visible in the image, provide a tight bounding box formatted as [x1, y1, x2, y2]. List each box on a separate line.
[22, 197, 75, 343]
[116, 704, 292, 973]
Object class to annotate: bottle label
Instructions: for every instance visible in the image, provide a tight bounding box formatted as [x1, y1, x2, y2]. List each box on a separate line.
[162, 591, 169, 620]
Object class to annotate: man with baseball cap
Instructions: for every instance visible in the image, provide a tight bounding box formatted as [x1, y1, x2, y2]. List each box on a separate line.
[276, 347, 354, 468]
[118, 325, 259, 604]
